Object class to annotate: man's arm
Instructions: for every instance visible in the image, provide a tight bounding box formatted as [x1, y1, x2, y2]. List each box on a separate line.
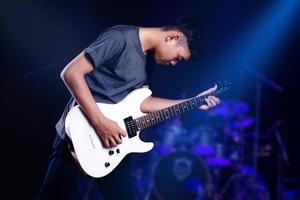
[141, 85, 220, 113]
[61, 52, 127, 148]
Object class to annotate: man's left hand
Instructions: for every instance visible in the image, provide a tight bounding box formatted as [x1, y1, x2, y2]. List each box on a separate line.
[196, 84, 221, 110]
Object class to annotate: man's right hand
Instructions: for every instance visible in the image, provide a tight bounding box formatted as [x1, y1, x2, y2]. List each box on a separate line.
[92, 116, 127, 149]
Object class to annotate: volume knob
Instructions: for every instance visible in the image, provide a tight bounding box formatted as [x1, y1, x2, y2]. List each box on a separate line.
[105, 162, 110, 168]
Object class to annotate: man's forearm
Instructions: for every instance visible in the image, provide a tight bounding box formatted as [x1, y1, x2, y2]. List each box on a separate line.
[62, 73, 105, 123]
[141, 96, 187, 113]
[141, 85, 221, 113]
[61, 53, 106, 126]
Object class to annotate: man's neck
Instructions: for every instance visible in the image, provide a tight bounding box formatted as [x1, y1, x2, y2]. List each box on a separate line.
[139, 27, 162, 55]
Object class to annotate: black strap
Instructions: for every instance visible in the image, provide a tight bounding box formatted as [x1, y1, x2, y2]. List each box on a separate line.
[65, 135, 75, 152]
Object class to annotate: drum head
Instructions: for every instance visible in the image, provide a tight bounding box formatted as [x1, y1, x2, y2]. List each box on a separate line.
[151, 151, 213, 200]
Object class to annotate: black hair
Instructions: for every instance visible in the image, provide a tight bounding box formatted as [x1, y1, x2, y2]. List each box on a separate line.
[162, 16, 207, 60]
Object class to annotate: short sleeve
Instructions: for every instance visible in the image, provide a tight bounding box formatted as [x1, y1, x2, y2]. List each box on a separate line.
[84, 28, 126, 68]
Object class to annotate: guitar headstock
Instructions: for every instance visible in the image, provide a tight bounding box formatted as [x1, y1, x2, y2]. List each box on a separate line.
[215, 81, 232, 95]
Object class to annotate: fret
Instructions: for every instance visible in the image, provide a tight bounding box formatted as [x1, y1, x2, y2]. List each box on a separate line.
[177, 103, 181, 115]
[165, 108, 171, 120]
[156, 111, 162, 124]
[168, 107, 172, 118]
[157, 110, 162, 123]
[181, 102, 186, 112]
[180, 102, 184, 113]
[186, 100, 193, 110]
[161, 108, 166, 120]
[149, 113, 155, 126]
[147, 115, 152, 128]
[173, 104, 176, 115]
[138, 120, 143, 130]
[160, 109, 164, 121]
[141, 117, 146, 129]
[181, 102, 185, 113]
[186, 100, 191, 111]
[178, 102, 184, 114]
[160, 110, 164, 122]
[179, 102, 183, 112]
[141, 116, 145, 128]
[175, 104, 180, 115]
[154, 112, 159, 125]
[136, 119, 141, 129]
[135, 119, 139, 130]
[137, 118, 142, 129]
[143, 115, 147, 128]
[145, 116, 149, 128]
[190, 98, 196, 108]
[201, 96, 207, 105]
[145, 115, 151, 127]
[165, 107, 172, 119]
[161, 109, 166, 121]
[196, 97, 202, 107]
[171, 105, 176, 117]
[163, 108, 167, 119]
[140, 116, 145, 128]
[156, 112, 161, 124]
[188, 99, 195, 109]
[147, 115, 152, 127]
[170, 105, 176, 118]
[183, 101, 189, 111]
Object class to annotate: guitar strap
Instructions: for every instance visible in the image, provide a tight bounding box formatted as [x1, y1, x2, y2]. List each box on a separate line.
[66, 134, 75, 152]
[71, 98, 77, 107]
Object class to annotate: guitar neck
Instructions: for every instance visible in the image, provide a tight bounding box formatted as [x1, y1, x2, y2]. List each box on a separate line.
[135, 89, 223, 131]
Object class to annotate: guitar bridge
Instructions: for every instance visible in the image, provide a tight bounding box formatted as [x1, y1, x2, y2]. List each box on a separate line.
[124, 116, 138, 138]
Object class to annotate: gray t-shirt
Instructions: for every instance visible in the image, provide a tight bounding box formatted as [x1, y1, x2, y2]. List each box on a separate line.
[55, 25, 147, 138]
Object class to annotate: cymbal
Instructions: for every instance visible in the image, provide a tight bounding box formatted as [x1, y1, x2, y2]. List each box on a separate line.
[228, 117, 255, 129]
[242, 132, 270, 140]
[205, 157, 232, 167]
[208, 100, 250, 118]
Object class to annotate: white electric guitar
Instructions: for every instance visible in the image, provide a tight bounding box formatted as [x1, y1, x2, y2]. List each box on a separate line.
[65, 81, 231, 178]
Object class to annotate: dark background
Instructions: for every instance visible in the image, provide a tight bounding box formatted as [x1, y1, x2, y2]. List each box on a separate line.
[1, 0, 299, 199]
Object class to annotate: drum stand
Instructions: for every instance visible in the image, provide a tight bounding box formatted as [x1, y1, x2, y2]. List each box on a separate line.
[243, 65, 284, 172]
[274, 125, 290, 199]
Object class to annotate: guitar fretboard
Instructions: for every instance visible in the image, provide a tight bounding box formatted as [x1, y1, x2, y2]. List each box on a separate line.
[134, 89, 225, 131]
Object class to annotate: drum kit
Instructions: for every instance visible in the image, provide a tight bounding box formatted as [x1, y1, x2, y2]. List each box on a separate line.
[133, 100, 271, 200]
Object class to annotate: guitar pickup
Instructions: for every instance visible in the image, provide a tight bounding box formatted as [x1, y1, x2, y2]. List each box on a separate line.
[124, 116, 138, 138]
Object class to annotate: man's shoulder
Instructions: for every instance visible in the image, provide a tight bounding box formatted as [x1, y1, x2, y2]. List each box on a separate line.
[94, 25, 129, 43]
[109, 25, 138, 30]
[103, 25, 138, 36]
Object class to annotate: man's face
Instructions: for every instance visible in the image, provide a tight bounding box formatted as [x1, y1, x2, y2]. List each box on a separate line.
[154, 32, 191, 66]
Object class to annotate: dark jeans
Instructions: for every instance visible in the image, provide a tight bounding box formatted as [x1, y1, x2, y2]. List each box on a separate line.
[37, 134, 136, 200]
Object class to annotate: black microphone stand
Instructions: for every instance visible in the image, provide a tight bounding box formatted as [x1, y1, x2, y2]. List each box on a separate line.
[242, 65, 283, 172]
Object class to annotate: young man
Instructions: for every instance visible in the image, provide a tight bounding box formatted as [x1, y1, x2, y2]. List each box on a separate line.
[37, 17, 220, 200]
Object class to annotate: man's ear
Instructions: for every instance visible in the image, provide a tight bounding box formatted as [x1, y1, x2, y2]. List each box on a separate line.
[165, 34, 180, 42]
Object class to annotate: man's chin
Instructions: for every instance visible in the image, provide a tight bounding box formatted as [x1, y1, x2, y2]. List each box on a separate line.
[155, 59, 163, 65]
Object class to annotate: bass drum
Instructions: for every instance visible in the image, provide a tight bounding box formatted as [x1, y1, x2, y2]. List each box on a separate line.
[149, 151, 213, 200]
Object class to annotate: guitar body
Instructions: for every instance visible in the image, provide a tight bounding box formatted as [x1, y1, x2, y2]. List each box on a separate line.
[65, 88, 154, 178]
